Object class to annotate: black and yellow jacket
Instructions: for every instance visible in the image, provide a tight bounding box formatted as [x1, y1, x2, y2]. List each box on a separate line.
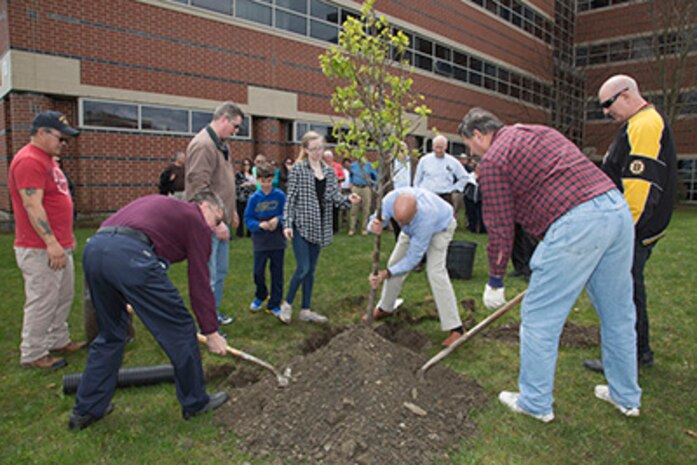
[602, 105, 677, 245]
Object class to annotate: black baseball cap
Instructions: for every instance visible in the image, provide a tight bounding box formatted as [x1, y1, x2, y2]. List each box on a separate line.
[32, 111, 80, 136]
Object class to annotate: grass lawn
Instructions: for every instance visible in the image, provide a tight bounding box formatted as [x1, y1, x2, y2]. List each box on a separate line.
[0, 208, 695, 464]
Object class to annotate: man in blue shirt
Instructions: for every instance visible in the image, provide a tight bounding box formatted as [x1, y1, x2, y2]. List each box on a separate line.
[365, 187, 464, 347]
[348, 159, 378, 236]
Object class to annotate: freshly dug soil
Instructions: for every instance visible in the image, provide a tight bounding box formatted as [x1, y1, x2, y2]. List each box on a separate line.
[484, 321, 599, 348]
[217, 325, 487, 465]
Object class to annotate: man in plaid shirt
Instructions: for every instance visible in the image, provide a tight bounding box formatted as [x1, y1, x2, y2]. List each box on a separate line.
[458, 107, 641, 422]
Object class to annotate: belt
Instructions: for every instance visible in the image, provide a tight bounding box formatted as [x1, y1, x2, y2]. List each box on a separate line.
[97, 226, 152, 246]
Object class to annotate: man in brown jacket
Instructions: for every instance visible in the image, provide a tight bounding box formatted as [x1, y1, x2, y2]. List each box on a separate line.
[185, 102, 244, 326]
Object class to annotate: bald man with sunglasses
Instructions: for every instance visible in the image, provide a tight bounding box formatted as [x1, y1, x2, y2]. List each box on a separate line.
[583, 75, 677, 374]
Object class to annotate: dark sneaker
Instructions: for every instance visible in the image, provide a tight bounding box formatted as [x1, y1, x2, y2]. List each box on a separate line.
[68, 403, 114, 431]
[183, 392, 229, 420]
[583, 359, 604, 374]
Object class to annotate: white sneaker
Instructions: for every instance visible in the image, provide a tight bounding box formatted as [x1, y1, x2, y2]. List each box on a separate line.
[299, 309, 328, 323]
[594, 385, 640, 417]
[498, 391, 554, 423]
[278, 302, 292, 324]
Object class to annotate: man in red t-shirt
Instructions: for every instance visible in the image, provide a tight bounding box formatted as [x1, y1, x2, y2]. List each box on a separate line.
[9, 111, 83, 370]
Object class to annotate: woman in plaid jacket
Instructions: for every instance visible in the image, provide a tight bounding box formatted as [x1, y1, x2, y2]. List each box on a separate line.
[279, 131, 360, 323]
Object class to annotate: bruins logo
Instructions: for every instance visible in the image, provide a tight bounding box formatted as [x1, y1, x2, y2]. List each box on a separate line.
[629, 160, 645, 175]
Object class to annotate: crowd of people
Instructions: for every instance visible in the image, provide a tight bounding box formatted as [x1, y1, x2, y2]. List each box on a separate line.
[8, 73, 676, 430]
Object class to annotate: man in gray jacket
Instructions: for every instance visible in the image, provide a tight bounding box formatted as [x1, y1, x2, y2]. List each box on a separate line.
[185, 102, 244, 326]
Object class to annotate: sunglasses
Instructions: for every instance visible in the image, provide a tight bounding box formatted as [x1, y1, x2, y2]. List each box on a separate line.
[46, 130, 69, 144]
[600, 88, 629, 109]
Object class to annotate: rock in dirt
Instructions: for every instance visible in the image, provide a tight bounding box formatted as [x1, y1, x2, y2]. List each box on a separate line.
[217, 325, 486, 465]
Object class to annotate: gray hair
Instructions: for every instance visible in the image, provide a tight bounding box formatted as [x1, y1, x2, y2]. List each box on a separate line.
[212, 101, 245, 122]
[458, 107, 504, 138]
[190, 190, 226, 217]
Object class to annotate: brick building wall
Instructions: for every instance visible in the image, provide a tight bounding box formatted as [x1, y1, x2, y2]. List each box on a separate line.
[0, 0, 556, 215]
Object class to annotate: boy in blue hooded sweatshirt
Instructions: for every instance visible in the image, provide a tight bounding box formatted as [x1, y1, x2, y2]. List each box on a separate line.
[244, 162, 287, 320]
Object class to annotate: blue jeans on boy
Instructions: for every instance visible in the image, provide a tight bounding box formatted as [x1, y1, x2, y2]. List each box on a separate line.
[253, 249, 284, 309]
[517, 189, 641, 416]
[286, 230, 321, 309]
[209, 225, 230, 312]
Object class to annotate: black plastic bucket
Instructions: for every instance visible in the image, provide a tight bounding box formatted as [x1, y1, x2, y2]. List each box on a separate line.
[446, 241, 477, 279]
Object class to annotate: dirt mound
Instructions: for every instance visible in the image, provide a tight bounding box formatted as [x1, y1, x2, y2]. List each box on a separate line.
[484, 321, 599, 348]
[217, 325, 487, 464]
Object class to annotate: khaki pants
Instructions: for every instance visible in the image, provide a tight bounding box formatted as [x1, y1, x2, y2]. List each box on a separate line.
[15, 247, 75, 364]
[378, 219, 461, 331]
[349, 185, 373, 233]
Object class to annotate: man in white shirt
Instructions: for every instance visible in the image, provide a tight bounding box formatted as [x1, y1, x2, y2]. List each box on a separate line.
[414, 135, 471, 207]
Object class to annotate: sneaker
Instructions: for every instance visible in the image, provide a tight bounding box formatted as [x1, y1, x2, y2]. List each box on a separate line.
[182, 392, 229, 420]
[583, 359, 604, 374]
[299, 309, 328, 323]
[249, 298, 266, 312]
[498, 391, 554, 423]
[68, 403, 114, 431]
[594, 385, 640, 417]
[276, 302, 292, 324]
[217, 313, 234, 325]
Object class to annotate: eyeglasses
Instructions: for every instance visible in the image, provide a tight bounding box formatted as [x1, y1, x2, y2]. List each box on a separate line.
[46, 130, 68, 144]
[600, 88, 629, 109]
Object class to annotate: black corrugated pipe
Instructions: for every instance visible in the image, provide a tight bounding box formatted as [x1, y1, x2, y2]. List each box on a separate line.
[63, 365, 175, 394]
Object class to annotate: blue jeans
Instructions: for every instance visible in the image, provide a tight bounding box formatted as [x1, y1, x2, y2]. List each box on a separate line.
[76, 234, 209, 417]
[518, 190, 641, 416]
[253, 249, 285, 309]
[286, 231, 321, 309]
[209, 225, 230, 312]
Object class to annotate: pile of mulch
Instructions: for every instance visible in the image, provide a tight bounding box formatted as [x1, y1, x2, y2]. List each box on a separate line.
[217, 325, 487, 465]
[484, 321, 600, 348]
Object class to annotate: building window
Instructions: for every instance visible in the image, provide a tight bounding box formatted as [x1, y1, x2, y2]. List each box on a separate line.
[276, 9, 307, 34]
[192, 0, 232, 15]
[142, 106, 189, 132]
[169, 0, 552, 109]
[82, 100, 138, 129]
[80, 99, 251, 138]
[465, 0, 554, 45]
[292, 121, 339, 145]
[677, 159, 697, 202]
[577, 0, 634, 13]
[236, 0, 272, 26]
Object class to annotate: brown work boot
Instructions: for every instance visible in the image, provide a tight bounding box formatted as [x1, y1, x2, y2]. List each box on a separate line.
[441, 330, 463, 348]
[51, 341, 87, 354]
[361, 306, 393, 322]
[22, 354, 68, 370]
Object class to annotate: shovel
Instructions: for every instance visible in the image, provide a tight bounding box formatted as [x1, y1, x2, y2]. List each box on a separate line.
[418, 290, 527, 378]
[196, 333, 290, 388]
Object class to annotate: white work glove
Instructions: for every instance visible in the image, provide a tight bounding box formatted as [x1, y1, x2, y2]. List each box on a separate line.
[483, 284, 506, 310]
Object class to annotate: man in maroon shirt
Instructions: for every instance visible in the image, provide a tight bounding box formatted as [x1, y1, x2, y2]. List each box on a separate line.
[458, 107, 641, 422]
[9, 111, 84, 370]
[69, 192, 228, 431]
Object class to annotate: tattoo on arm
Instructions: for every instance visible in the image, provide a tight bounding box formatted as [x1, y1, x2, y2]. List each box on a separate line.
[38, 218, 54, 237]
